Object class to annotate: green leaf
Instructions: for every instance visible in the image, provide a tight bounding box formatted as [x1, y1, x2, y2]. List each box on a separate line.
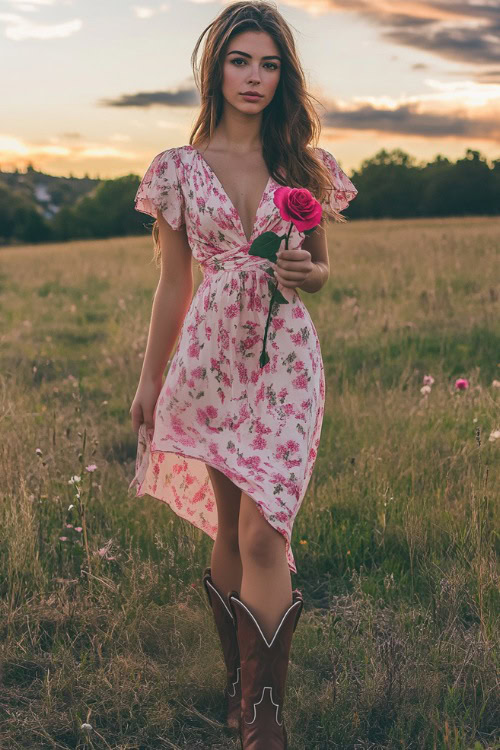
[259, 350, 270, 368]
[248, 231, 282, 261]
[303, 227, 318, 235]
[266, 279, 289, 305]
[274, 289, 289, 305]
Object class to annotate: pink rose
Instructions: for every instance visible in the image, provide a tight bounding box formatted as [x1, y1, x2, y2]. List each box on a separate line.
[273, 186, 322, 232]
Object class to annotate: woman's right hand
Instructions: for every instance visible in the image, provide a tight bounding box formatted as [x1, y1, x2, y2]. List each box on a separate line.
[129, 377, 163, 435]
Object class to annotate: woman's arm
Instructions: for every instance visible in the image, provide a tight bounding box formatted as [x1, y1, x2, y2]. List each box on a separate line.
[138, 212, 193, 387]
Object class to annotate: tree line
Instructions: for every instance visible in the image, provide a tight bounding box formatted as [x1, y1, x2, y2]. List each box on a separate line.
[0, 148, 498, 246]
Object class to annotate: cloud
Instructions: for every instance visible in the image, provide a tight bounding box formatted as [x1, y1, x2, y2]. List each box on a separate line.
[323, 100, 500, 139]
[132, 4, 170, 19]
[3, 0, 74, 9]
[0, 11, 81, 39]
[466, 68, 500, 83]
[285, 0, 500, 67]
[0, 134, 138, 168]
[99, 87, 199, 108]
[320, 77, 500, 140]
[321, 75, 500, 140]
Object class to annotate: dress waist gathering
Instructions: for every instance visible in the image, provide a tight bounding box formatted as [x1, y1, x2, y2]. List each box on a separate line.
[197, 244, 271, 277]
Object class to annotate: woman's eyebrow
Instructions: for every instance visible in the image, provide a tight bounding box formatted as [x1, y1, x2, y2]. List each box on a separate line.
[227, 49, 281, 61]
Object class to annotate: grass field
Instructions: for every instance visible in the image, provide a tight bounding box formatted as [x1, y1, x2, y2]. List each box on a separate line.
[0, 216, 499, 749]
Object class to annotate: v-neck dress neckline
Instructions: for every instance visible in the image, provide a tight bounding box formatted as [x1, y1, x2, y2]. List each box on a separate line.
[190, 146, 273, 245]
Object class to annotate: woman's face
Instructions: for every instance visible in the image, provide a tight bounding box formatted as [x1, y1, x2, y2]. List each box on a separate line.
[222, 30, 281, 113]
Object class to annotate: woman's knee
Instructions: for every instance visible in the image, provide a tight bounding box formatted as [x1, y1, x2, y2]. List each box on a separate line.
[239, 495, 286, 566]
[216, 526, 240, 556]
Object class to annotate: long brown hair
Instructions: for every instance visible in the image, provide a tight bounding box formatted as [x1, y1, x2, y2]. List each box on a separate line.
[152, 0, 346, 258]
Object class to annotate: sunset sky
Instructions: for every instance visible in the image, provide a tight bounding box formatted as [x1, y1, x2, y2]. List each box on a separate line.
[1, 0, 499, 178]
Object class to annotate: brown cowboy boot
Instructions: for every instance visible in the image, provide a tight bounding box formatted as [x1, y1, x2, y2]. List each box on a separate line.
[202, 566, 241, 730]
[228, 588, 304, 749]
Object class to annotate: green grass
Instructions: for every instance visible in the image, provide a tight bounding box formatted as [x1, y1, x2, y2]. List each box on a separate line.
[0, 217, 499, 749]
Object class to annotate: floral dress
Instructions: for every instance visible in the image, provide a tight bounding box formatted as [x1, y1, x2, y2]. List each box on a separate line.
[128, 144, 358, 574]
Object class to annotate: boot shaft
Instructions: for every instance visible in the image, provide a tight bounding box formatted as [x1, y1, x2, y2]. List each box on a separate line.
[202, 567, 241, 693]
[229, 590, 303, 730]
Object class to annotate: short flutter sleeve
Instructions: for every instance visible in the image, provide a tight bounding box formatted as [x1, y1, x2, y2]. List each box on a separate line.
[315, 146, 358, 222]
[134, 148, 185, 230]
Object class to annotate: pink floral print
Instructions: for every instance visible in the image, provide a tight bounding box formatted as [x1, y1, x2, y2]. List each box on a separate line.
[129, 144, 358, 573]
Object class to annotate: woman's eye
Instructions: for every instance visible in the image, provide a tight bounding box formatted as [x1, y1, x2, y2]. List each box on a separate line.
[231, 58, 278, 70]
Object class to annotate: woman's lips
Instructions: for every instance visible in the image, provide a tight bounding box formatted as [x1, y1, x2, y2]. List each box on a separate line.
[241, 93, 262, 101]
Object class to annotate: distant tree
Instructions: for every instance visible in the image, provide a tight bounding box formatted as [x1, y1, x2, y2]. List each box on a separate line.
[347, 148, 422, 219]
[51, 174, 142, 241]
[15, 206, 52, 243]
[422, 149, 496, 216]
[0, 183, 16, 242]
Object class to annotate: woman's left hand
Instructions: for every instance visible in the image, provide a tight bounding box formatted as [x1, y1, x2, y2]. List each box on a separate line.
[271, 248, 315, 289]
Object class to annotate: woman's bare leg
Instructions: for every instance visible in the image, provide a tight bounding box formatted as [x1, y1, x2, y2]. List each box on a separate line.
[206, 465, 243, 604]
[238, 492, 292, 642]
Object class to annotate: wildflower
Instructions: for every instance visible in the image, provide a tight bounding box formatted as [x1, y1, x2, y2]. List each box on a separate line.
[74, 526, 83, 532]
[59, 536, 68, 542]
[420, 384, 432, 395]
[492, 380, 500, 388]
[97, 539, 115, 559]
[68, 475, 81, 485]
[455, 378, 469, 390]
[488, 429, 500, 442]
[299, 539, 308, 545]
[81, 723, 93, 731]
[35, 448, 43, 456]
[65, 523, 73, 529]
[423, 374, 434, 386]
[86, 464, 97, 472]
[68, 504, 74, 511]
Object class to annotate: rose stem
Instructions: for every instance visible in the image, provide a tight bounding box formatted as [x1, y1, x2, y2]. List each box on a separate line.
[259, 221, 294, 367]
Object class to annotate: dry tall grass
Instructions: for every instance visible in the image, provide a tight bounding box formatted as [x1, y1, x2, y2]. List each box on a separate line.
[0, 216, 499, 749]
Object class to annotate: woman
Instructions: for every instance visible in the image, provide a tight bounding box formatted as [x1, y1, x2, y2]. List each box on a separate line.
[129, 1, 357, 747]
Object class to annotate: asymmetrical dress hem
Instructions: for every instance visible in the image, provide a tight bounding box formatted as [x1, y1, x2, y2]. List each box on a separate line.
[132, 441, 300, 574]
